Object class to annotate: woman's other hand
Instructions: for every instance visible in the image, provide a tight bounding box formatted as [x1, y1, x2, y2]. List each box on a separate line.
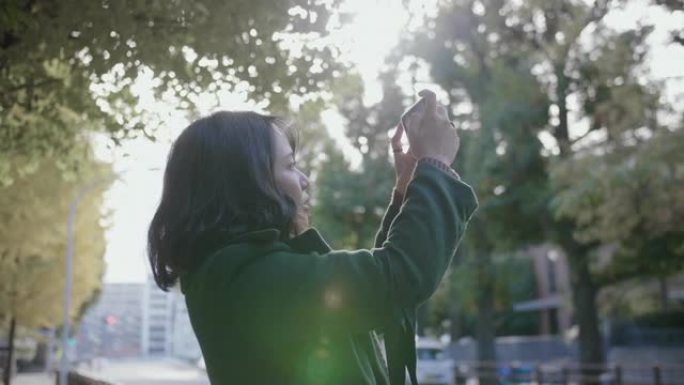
[401, 89, 459, 166]
[292, 207, 310, 236]
[390, 123, 417, 196]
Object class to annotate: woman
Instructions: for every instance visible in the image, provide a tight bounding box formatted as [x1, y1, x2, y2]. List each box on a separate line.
[148, 90, 478, 385]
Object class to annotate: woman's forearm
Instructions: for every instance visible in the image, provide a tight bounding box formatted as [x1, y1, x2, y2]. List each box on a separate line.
[375, 157, 459, 248]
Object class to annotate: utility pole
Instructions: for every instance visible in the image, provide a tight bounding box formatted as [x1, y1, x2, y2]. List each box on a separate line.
[3, 317, 16, 385]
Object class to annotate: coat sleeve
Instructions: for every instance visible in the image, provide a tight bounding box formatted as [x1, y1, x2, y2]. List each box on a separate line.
[373, 189, 404, 249]
[284, 159, 478, 333]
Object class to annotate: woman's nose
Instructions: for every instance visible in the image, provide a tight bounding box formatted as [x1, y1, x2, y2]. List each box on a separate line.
[298, 169, 310, 191]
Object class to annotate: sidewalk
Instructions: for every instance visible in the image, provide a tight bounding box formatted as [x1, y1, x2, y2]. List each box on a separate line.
[11, 358, 207, 385]
[14, 372, 53, 385]
[77, 357, 208, 385]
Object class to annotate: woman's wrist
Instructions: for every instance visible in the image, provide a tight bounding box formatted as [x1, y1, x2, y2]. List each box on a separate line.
[395, 178, 411, 196]
[418, 157, 460, 180]
[391, 187, 405, 203]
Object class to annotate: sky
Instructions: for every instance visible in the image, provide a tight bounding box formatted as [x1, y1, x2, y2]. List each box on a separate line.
[99, 0, 684, 283]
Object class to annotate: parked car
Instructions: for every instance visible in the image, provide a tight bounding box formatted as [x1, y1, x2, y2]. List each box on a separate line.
[415, 337, 454, 385]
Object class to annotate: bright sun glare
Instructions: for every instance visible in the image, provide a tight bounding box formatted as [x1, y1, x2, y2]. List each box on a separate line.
[332, 0, 409, 102]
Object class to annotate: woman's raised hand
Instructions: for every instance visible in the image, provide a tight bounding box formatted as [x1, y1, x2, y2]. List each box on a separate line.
[401, 89, 459, 166]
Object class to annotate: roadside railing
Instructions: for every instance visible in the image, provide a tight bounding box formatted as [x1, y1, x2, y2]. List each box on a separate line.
[454, 361, 684, 385]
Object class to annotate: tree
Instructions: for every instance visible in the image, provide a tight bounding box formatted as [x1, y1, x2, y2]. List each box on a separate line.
[0, 0, 343, 183]
[518, 0, 665, 369]
[401, 0, 550, 373]
[312, 72, 400, 250]
[465, 0, 667, 370]
[0, 149, 109, 376]
[288, 98, 335, 179]
[431, 251, 540, 339]
[654, 0, 684, 45]
[552, 127, 684, 309]
[402, 0, 674, 375]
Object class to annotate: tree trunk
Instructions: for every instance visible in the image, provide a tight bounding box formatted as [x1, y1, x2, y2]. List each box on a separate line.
[554, 62, 605, 383]
[449, 312, 461, 343]
[448, 278, 463, 342]
[659, 276, 669, 311]
[567, 252, 605, 384]
[3, 317, 16, 385]
[475, 250, 496, 385]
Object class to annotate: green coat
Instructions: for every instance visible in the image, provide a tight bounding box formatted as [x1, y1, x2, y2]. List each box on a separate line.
[180, 160, 478, 385]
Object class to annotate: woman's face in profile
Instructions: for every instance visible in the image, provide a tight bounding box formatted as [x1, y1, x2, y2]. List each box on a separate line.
[271, 125, 311, 223]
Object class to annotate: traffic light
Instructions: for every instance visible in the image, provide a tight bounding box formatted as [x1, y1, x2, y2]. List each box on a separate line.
[104, 315, 117, 326]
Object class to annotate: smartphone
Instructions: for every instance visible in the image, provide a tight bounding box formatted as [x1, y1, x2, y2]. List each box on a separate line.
[400, 97, 426, 131]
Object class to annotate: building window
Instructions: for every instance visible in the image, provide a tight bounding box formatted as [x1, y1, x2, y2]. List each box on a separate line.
[546, 250, 559, 293]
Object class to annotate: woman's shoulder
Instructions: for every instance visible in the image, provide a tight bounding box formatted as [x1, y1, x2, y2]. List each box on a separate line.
[180, 237, 288, 292]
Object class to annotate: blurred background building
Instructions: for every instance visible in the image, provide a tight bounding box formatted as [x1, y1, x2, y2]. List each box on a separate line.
[75, 278, 202, 362]
[514, 245, 573, 336]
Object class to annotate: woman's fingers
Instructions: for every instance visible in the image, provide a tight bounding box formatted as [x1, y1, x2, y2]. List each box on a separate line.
[401, 92, 429, 138]
[418, 89, 438, 117]
[436, 104, 449, 121]
[418, 92, 451, 130]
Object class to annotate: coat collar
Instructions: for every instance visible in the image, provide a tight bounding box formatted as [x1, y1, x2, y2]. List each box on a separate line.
[229, 228, 281, 243]
[181, 227, 332, 294]
[284, 228, 332, 254]
[226, 227, 332, 254]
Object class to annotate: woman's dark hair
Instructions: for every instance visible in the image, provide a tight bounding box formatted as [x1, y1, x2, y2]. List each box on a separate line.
[147, 111, 298, 290]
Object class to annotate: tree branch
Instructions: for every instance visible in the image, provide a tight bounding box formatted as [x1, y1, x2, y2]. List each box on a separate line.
[570, 127, 600, 145]
[3, 78, 59, 94]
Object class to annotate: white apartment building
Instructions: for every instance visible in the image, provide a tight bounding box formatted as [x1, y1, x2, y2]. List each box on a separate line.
[76, 279, 201, 361]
